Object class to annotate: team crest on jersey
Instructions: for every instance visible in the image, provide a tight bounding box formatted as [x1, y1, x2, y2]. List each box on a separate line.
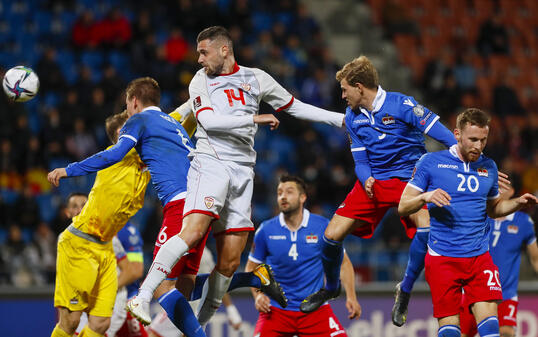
[477, 168, 488, 177]
[413, 105, 425, 117]
[382, 114, 395, 125]
[507, 225, 519, 234]
[240, 82, 251, 92]
[204, 196, 214, 209]
[193, 96, 202, 110]
[306, 234, 318, 243]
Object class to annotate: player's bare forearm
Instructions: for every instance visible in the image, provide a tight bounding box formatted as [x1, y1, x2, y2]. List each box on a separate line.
[117, 260, 142, 288]
[340, 252, 356, 301]
[526, 242, 538, 274]
[487, 194, 538, 218]
[398, 186, 427, 217]
[340, 252, 361, 319]
[399, 186, 451, 216]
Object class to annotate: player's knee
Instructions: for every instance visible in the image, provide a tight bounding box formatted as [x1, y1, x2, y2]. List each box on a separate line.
[58, 309, 82, 334]
[216, 258, 240, 276]
[438, 325, 461, 337]
[88, 316, 111, 334]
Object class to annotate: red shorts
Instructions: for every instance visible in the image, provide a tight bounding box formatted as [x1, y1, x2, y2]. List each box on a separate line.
[253, 305, 347, 337]
[425, 251, 503, 318]
[335, 179, 419, 239]
[153, 199, 210, 278]
[460, 298, 518, 335]
[116, 311, 148, 337]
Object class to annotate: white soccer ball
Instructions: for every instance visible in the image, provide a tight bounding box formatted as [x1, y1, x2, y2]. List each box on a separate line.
[2, 66, 40, 102]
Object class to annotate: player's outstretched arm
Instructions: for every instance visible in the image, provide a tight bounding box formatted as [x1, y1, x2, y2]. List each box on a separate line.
[48, 137, 136, 187]
[284, 99, 344, 127]
[487, 193, 538, 218]
[398, 185, 451, 217]
[340, 252, 361, 319]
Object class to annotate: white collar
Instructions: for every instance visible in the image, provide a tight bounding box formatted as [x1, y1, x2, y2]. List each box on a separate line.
[279, 209, 310, 230]
[142, 106, 161, 113]
[505, 213, 515, 221]
[359, 85, 386, 115]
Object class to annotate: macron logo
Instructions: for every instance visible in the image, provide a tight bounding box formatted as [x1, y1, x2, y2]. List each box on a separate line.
[438, 164, 458, 169]
[403, 99, 414, 107]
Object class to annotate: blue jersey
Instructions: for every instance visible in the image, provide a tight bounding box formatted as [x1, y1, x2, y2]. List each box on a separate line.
[488, 212, 536, 300]
[408, 145, 500, 257]
[345, 87, 444, 181]
[117, 222, 144, 299]
[119, 107, 194, 205]
[249, 210, 329, 311]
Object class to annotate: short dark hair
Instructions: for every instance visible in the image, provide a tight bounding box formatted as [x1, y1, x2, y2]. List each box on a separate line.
[105, 110, 129, 143]
[197, 26, 233, 52]
[279, 174, 307, 195]
[456, 108, 491, 130]
[125, 77, 160, 106]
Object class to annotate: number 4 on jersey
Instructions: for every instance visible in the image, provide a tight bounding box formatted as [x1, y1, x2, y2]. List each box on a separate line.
[288, 243, 298, 261]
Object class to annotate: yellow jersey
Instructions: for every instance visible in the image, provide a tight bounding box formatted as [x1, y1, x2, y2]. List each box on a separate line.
[72, 148, 151, 242]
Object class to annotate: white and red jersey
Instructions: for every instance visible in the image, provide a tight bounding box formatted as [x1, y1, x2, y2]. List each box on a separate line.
[189, 63, 343, 164]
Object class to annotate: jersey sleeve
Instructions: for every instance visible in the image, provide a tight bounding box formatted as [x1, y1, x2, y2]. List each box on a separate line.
[119, 113, 146, 144]
[407, 153, 431, 192]
[400, 96, 441, 134]
[487, 161, 500, 199]
[521, 213, 537, 246]
[188, 71, 214, 118]
[253, 69, 294, 111]
[249, 223, 269, 264]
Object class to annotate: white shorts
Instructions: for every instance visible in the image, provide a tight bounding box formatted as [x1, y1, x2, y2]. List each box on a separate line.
[184, 154, 254, 234]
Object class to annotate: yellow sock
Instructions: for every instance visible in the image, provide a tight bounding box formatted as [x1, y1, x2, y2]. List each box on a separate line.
[78, 325, 104, 337]
[51, 324, 72, 337]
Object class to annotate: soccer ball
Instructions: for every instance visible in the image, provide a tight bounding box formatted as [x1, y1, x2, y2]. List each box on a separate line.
[2, 66, 40, 102]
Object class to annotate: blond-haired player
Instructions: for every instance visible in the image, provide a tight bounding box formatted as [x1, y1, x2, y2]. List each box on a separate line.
[50, 111, 151, 337]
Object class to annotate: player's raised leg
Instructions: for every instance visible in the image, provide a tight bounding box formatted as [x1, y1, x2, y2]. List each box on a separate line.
[300, 214, 365, 313]
[196, 231, 249, 326]
[392, 208, 430, 326]
[128, 213, 211, 326]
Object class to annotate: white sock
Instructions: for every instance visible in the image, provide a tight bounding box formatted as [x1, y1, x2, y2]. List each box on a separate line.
[139, 235, 189, 302]
[196, 270, 232, 326]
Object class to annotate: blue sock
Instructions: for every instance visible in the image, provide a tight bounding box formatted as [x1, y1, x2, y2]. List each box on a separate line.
[401, 227, 429, 293]
[159, 289, 207, 337]
[191, 272, 262, 301]
[321, 235, 343, 292]
[438, 325, 461, 337]
[477, 316, 499, 337]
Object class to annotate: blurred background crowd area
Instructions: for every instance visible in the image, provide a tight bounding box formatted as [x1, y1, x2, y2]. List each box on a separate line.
[0, 0, 536, 287]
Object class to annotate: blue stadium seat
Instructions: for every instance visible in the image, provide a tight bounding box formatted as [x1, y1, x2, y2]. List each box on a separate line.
[80, 50, 104, 70]
[251, 12, 273, 33]
[33, 11, 52, 35]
